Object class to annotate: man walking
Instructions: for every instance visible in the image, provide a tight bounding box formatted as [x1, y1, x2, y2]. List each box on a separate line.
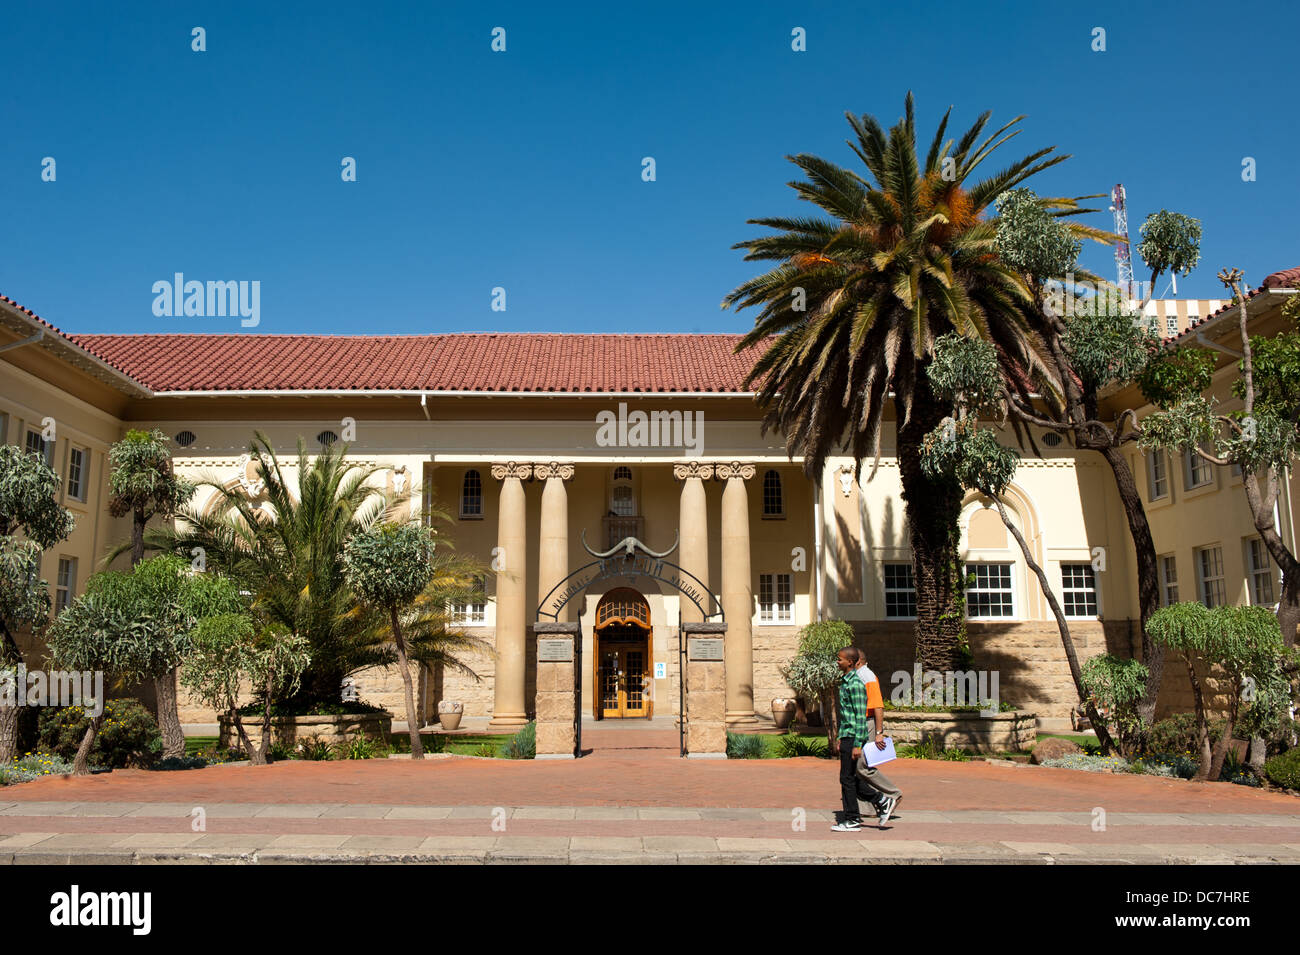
[830, 646, 871, 832]
[850, 647, 902, 825]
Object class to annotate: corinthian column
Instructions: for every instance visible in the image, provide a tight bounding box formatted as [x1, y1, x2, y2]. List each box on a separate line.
[673, 462, 714, 625]
[535, 462, 574, 622]
[490, 461, 532, 727]
[718, 461, 757, 724]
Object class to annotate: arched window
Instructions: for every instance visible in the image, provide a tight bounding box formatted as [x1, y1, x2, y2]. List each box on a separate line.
[460, 469, 483, 519]
[762, 469, 784, 518]
[613, 465, 632, 481]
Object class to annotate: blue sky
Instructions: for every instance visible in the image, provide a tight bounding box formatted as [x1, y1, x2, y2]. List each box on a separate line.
[2, 0, 1294, 336]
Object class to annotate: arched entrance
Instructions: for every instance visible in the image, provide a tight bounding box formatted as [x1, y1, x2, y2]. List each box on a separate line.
[593, 587, 652, 719]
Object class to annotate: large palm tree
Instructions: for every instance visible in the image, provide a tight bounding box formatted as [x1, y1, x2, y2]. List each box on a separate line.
[724, 93, 1065, 671]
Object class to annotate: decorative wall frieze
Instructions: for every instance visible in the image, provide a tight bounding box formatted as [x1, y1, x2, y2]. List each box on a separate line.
[490, 461, 534, 481]
[672, 461, 715, 481]
[533, 461, 575, 481]
[715, 461, 756, 481]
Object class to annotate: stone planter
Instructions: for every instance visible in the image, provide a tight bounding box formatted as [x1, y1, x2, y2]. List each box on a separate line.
[218, 712, 392, 752]
[771, 698, 797, 730]
[437, 701, 464, 731]
[882, 709, 1037, 754]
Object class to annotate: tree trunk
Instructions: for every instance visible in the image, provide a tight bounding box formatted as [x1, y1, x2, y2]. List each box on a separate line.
[1249, 734, 1267, 774]
[1184, 655, 1212, 781]
[0, 704, 17, 766]
[258, 671, 274, 764]
[1208, 696, 1239, 783]
[231, 709, 262, 765]
[898, 374, 966, 673]
[1098, 445, 1164, 724]
[391, 607, 423, 759]
[132, 509, 147, 567]
[72, 715, 103, 775]
[154, 667, 186, 759]
[994, 499, 1119, 755]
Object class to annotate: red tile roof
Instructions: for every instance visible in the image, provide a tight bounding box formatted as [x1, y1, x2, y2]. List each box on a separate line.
[66, 333, 763, 394]
[1167, 266, 1300, 344]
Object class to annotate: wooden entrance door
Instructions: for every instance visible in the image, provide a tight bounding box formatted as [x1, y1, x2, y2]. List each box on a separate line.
[598, 644, 650, 718]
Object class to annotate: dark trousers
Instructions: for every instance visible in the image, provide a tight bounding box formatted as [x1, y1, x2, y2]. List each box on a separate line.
[839, 739, 861, 821]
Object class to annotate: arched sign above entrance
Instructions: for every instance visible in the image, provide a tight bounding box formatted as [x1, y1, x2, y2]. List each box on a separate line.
[535, 530, 724, 623]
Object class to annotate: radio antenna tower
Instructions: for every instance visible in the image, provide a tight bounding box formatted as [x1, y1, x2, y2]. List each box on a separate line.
[1109, 184, 1136, 303]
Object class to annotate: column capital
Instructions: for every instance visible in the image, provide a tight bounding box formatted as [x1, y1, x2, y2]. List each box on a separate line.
[715, 461, 756, 481]
[490, 461, 533, 481]
[673, 461, 715, 481]
[533, 461, 575, 481]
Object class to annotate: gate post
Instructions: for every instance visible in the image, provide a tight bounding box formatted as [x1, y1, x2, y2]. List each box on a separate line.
[681, 621, 727, 758]
[534, 622, 581, 759]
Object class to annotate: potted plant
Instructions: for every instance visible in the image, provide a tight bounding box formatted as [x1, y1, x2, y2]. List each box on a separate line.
[771, 698, 797, 729]
[437, 700, 463, 731]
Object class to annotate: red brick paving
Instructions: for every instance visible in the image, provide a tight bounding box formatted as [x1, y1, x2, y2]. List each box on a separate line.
[5, 727, 1298, 815]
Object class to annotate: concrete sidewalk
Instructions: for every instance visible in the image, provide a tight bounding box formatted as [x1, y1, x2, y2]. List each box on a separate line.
[2, 802, 1298, 864]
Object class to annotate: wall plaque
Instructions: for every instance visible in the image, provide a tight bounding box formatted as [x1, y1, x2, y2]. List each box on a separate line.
[688, 637, 724, 661]
[537, 638, 574, 662]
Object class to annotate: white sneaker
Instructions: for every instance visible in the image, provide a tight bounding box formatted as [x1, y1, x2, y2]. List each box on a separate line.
[876, 796, 898, 825]
[830, 819, 864, 832]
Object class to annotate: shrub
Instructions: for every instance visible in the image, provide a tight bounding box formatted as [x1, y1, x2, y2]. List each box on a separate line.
[775, 733, 827, 758]
[1079, 654, 1148, 754]
[0, 751, 75, 784]
[37, 699, 163, 769]
[471, 742, 497, 758]
[726, 732, 765, 759]
[1143, 713, 1228, 758]
[502, 721, 536, 760]
[1041, 753, 1131, 773]
[1130, 753, 1198, 779]
[296, 736, 333, 760]
[152, 755, 209, 771]
[268, 740, 297, 762]
[1263, 748, 1300, 790]
[335, 735, 386, 760]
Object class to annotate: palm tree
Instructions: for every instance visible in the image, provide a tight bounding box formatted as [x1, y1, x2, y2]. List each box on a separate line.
[150, 432, 395, 707]
[723, 93, 1066, 671]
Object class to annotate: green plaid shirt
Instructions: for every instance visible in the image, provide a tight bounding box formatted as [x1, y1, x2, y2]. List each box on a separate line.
[837, 670, 870, 746]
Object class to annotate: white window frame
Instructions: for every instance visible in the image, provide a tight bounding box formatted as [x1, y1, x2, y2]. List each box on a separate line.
[1060, 563, 1099, 618]
[66, 445, 87, 503]
[1159, 554, 1179, 607]
[1246, 538, 1275, 607]
[758, 572, 793, 624]
[1196, 546, 1226, 608]
[1184, 448, 1212, 490]
[883, 562, 917, 619]
[55, 557, 76, 613]
[1146, 451, 1168, 501]
[965, 562, 1015, 619]
[449, 576, 487, 626]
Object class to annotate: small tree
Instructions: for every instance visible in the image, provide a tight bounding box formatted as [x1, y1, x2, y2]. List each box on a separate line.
[780, 619, 854, 746]
[1147, 602, 1297, 781]
[106, 429, 195, 758]
[45, 554, 243, 773]
[0, 446, 75, 762]
[1079, 654, 1149, 755]
[343, 523, 438, 758]
[181, 615, 310, 765]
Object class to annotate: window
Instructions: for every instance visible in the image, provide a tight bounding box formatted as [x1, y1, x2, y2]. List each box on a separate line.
[1146, 451, 1168, 500]
[1247, 539, 1275, 606]
[316, 429, 339, 447]
[1165, 312, 1178, 338]
[25, 428, 52, 466]
[1196, 546, 1225, 608]
[883, 563, 916, 618]
[66, 446, 87, 502]
[762, 470, 784, 518]
[450, 577, 486, 625]
[460, 469, 483, 519]
[611, 484, 635, 517]
[1184, 448, 1212, 489]
[1159, 555, 1179, 606]
[966, 563, 1014, 618]
[759, 573, 793, 623]
[613, 466, 632, 481]
[174, 430, 197, 447]
[0, 412, 8, 445]
[55, 557, 76, 612]
[1061, 563, 1098, 617]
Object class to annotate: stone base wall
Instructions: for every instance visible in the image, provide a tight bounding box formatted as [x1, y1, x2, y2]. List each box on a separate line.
[752, 625, 801, 724]
[881, 710, 1037, 753]
[217, 713, 392, 750]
